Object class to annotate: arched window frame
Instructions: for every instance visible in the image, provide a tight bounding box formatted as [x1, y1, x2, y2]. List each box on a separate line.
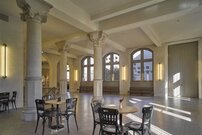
[81, 56, 94, 82]
[103, 52, 120, 81]
[66, 65, 70, 82]
[131, 48, 153, 81]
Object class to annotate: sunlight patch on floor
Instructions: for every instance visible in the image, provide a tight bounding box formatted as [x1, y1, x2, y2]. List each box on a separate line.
[149, 102, 191, 115]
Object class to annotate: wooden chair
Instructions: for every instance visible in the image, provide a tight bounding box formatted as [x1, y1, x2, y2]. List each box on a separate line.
[125, 105, 153, 135]
[35, 99, 55, 135]
[91, 101, 103, 135]
[98, 107, 128, 135]
[9, 91, 17, 109]
[61, 98, 79, 133]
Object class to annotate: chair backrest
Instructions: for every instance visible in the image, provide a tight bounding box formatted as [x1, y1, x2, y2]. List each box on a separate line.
[141, 105, 153, 129]
[35, 99, 45, 114]
[91, 101, 102, 121]
[11, 91, 17, 100]
[98, 107, 119, 128]
[66, 98, 77, 112]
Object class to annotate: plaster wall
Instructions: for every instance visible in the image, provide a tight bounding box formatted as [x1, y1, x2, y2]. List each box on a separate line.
[0, 16, 24, 107]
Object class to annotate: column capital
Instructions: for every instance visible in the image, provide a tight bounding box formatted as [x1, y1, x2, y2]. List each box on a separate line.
[16, 0, 53, 23]
[55, 40, 71, 53]
[89, 31, 107, 46]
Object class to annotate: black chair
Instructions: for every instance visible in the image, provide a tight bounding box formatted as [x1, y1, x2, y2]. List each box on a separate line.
[9, 91, 17, 109]
[61, 98, 79, 133]
[35, 99, 54, 135]
[91, 101, 103, 135]
[98, 107, 128, 135]
[1, 92, 10, 111]
[125, 105, 153, 135]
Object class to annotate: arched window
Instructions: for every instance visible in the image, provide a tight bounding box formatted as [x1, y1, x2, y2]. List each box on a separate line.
[104, 53, 120, 81]
[131, 49, 153, 81]
[66, 65, 70, 82]
[81, 56, 94, 81]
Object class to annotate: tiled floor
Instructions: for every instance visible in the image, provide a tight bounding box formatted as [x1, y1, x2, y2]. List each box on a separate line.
[0, 93, 202, 135]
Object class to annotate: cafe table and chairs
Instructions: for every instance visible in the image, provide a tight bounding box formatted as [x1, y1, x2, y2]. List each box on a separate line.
[45, 98, 66, 130]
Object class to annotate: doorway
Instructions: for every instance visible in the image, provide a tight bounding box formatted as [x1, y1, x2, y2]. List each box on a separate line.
[168, 42, 198, 98]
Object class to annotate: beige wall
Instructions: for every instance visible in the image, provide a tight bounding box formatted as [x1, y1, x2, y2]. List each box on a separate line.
[0, 16, 24, 107]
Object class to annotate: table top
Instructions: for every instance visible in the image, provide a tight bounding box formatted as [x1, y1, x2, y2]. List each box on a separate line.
[104, 105, 138, 114]
[45, 99, 66, 105]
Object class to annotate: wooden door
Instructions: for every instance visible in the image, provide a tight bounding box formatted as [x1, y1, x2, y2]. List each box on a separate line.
[168, 42, 198, 98]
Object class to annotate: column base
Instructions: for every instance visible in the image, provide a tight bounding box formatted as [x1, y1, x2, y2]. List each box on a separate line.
[21, 108, 36, 121]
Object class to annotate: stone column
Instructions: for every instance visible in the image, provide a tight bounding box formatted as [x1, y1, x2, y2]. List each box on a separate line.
[42, 53, 60, 88]
[56, 40, 68, 95]
[89, 31, 107, 99]
[16, 0, 52, 121]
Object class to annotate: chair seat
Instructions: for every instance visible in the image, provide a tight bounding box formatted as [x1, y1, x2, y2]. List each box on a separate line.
[125, 121, 142, 130]
[103, 125, 128, 134]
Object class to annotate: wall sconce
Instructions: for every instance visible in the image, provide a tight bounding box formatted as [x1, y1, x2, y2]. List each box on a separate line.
[74, 70, 78, 81]
[122, 66, 126, 81]
[1, 43, 7, 79]
[157, 63, 162, 81]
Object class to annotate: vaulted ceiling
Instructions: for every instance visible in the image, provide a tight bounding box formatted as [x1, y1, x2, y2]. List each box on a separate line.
[1, 0, 202, 58]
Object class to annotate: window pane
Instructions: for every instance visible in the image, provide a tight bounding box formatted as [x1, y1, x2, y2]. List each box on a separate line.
[143, 50, 152, 59]
[90, 57, 94, 65]
[90, 66, 94, 81]
[67, 71, 70, 81]
[105, 65, 111, 81]
[66, 65, 70, 70]
[144, 62, 153, 81]
[105, 55, 111, 64]
[83, 58, 87, 65]
[133, 50, 141, 60]
[113, 64, 119, 81]
[83, 67, 88, 81]
[113, 54, 119, 63]
[133, 63, 141, 81]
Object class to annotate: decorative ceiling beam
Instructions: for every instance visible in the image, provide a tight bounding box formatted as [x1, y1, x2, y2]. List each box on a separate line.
[105, 39, 126, 52]
[45, 0, 98, 32]
[43, 48, 77, 59]
[92, 0, 166, 22]
[141, 25, 162, 47]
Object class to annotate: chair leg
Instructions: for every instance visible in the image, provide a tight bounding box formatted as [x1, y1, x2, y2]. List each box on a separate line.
[35, 117, 39, 133]
[92, 123, 96, 135]
[14, 101, 17, 109]
[74, 114, 79, 130]
[42, 118, 46, 135]
[66, 117, 70, 133]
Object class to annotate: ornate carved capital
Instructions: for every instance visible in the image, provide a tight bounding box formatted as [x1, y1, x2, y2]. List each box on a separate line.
[55, 40, 70, 53]
[88, 31, 107, 46]
[16, 0, 53, 23]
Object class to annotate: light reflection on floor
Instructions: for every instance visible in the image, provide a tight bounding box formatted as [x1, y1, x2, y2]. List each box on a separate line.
[149, 102, 191, 115]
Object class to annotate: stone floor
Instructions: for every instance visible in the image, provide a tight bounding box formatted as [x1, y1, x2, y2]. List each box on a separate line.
[0, 93, 202, 135]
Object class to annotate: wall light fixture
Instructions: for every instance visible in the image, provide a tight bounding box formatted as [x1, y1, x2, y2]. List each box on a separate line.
[1, 43, 7, 79]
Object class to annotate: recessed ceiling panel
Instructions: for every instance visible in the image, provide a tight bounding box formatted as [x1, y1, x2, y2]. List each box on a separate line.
[108, 28, 153, 48]
[152, 11, 202, 43]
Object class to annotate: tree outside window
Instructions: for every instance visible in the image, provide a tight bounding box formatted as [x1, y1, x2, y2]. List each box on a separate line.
[104, 53, 120, 81]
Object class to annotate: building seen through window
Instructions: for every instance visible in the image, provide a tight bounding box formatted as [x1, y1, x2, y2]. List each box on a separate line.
[132, 49, 153, 81]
